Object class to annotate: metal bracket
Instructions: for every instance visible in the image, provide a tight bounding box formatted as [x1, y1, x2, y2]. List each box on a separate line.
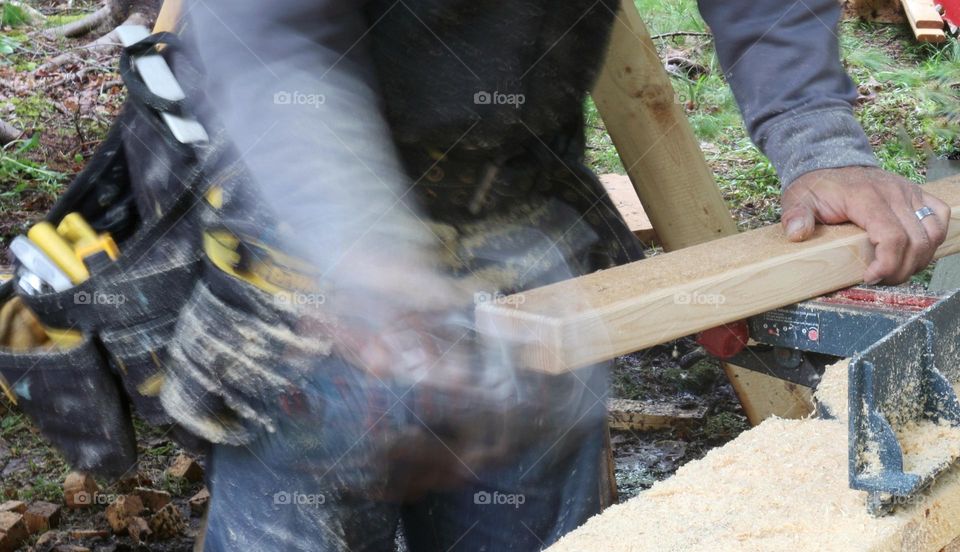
[115, 25, 208, 144]
[848, 291, 960, 515]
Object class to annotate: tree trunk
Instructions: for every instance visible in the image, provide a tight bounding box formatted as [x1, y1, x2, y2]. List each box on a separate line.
[42, 5, 112, 39]
[38, 0, 162, 72]
[42, 0, 161, 40]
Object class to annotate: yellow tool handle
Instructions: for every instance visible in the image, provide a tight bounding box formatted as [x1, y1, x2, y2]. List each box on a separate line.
[27, 222, 90, 283]
[58, 213, 120, 262]
[75, 238, 120, 262]
[153, 0, 183, 33]
[44, 326, 84, 349]
[57, 213, 98, 247]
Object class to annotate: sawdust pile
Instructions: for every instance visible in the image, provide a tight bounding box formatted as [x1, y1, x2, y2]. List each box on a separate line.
[815, 360, 960, 475]
[814, 358, 850, 419]
[549, 360, 960, 552]
[898, 419, 960, 474]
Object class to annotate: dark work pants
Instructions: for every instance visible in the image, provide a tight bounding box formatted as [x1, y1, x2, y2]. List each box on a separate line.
[203, 354, 607, 552]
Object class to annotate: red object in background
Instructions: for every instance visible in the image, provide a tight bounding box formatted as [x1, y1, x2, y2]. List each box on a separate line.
[936, 0, 960, 28]
[697, 321, 749, 359]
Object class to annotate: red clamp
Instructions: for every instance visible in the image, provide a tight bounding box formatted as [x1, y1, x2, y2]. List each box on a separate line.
[697, 320, 750, 359]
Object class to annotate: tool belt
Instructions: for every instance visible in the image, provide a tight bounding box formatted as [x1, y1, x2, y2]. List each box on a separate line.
[0, 31, 229, 478]
[0, 29, 333, 477]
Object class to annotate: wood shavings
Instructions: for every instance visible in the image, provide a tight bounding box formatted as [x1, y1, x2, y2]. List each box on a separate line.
[550, 379, 960, 552]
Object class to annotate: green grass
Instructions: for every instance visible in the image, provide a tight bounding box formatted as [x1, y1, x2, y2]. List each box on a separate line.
[1, 136, 66, 209]
[584, 0, 960, 232]
[46, 12, 90, 27]
[1, 3, 30, 28]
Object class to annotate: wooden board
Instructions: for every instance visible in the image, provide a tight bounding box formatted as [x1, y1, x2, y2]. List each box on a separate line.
[591, 0, 737, 252]
[902, 0, 946, 41]
[592, 7, 806, 424]
[903, 0, 944, 28]
[606, 398, 707, 431]
[725, 368, 814, 425]
[598, 174, 657, 244]
[548, 362, 960, 552]
[476, 177, 960, 374]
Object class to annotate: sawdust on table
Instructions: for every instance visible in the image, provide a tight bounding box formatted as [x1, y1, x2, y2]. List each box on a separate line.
[898, 419, 960, 474]
[814, 358, 850, 419]
[548, 359, 960, 552]
[815, 360, 960, 476]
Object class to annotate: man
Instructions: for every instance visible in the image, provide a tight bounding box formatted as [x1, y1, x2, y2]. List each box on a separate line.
[165, 0, 949, 550]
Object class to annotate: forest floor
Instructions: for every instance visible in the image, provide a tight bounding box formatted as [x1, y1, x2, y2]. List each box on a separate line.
[1, 0, 958, 550]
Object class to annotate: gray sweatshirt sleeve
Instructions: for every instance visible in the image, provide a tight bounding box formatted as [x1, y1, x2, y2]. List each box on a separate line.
[184, 0, 439, 298]
[697, 0, 879, 187]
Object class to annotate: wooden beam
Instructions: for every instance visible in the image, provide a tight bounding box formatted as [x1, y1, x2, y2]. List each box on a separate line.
[902, 0, 946, 41]
[606, 398, 707, 431]
[591, 0, 737, 251]
[476, 177, 960, 374]
[725, 369, 814, 425]
[598, 174, 657, 244]
[593, 4, 800, 423]
[903, 0, 944, 28]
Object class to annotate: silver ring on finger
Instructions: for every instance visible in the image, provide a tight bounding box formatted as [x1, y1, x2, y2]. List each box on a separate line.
[915, 206, 936, 222]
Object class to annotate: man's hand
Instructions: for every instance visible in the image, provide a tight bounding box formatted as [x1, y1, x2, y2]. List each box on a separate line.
[781, 166, 951, 285]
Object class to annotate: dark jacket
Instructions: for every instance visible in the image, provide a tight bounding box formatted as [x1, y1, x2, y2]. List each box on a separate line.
[183, 0, 878, 275]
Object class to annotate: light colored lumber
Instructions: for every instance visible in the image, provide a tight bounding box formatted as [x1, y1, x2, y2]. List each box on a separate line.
[591, 0, 737, 251]
[915, 28, 947, 42]
[724, 368, 814, 425]
[903, 0, 944, 28]
[594, 6, 804, 423]
[548, 361, 960, 552]
[476, 177, 960, 374]
[598, 174, 657, 244]
[606, 398, 707, 431]
[903, 0, 946, 41]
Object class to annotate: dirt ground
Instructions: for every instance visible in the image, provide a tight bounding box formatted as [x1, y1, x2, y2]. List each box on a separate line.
[609, 339, 747, 500]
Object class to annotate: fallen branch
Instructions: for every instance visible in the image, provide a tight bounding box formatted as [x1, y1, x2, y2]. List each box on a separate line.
[650, 31, 712, 40]
[0, 119, 21, 146]
[41, 5, 111, 39]
[38, 10, 153, 72]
